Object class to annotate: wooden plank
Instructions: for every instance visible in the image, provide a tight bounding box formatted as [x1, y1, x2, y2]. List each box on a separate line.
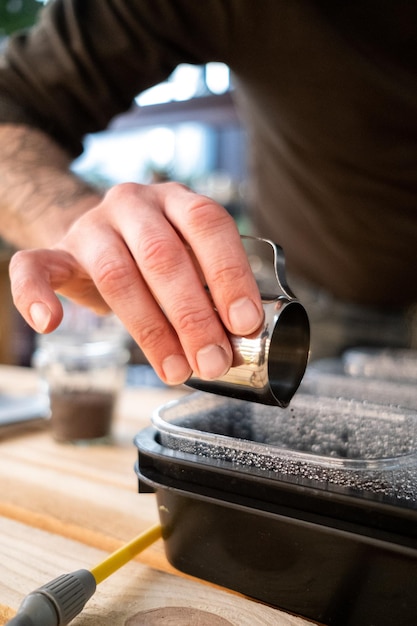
[0, 517, 315, 626]
[0, 377, 190, 573]
[0, 367, 320, 625]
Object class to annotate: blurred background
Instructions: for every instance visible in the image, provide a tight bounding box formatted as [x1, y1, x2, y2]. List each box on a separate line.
[0, 0, 250, 368]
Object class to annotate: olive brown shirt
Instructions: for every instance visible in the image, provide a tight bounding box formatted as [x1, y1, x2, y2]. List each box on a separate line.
[0, 0, 416, 307]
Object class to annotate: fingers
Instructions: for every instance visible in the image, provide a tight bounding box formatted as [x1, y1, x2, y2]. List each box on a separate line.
[10, 247, 114, 333]
[108, 182, 263, 335]
[10, 249, 77, 332]
[70, 188, 234, 383]
[100, 183, 263, 381]
[159, 183, 263, 335]
[67, 222, 196, 384]
[9, 182, 264, 387]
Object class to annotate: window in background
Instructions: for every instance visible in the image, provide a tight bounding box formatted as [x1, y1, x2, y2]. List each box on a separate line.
[72, 63, 249, 229]
[72, 122, 214, 188]
[135, 62, 231, 106]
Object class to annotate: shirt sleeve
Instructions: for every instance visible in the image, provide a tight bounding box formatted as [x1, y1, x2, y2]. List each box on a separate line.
[0, 0, 232, 157]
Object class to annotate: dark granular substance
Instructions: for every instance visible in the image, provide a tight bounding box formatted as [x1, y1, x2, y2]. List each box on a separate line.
[50, 389, 115, 442]
[155, 393, 417, 507]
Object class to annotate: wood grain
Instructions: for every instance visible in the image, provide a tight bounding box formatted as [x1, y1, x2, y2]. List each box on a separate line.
[0, 517, 314, 626]
[0, 366, 317, 625]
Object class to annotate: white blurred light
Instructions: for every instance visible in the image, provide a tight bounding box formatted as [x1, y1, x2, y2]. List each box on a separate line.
[174, 124, 210, 179]
[146, 127, 175, 168]
[135, 82, 173, 107]
[171, 65, 201, 101]
[135, 63, 230, 107]
[205, 62, 230, 94]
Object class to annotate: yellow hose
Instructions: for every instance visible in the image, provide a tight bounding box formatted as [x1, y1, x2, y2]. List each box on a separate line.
[90, 524, 162, 584]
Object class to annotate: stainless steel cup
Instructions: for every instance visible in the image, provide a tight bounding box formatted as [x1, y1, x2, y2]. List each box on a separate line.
[187, 237, 310, 406]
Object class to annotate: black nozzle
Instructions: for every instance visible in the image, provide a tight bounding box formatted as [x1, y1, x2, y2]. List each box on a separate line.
[6, 569, 96, 626]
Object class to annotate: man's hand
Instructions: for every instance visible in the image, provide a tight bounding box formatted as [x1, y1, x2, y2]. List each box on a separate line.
[9, 182, 263, 385]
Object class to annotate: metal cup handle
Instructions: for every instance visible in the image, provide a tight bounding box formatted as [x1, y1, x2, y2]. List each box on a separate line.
[187, 236, 310, 406]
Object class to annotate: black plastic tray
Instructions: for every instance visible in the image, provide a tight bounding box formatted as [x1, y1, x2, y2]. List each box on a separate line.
[134, 421, 417, 626]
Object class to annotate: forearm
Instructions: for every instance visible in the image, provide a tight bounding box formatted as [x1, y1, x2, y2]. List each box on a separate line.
[0, 124, 102, 249]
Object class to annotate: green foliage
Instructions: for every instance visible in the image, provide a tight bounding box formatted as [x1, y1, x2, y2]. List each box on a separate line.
[0, 0, 43, 36]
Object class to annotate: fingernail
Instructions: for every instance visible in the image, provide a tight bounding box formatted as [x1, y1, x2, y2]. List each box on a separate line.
[29, 302, 51, 332]
[196, 344, 230, 380]
[162, 354, 192, 385]
[229, 297, 262, 335]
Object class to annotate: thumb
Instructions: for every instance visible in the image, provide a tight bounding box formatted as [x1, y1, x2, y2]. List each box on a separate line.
[9, 248, 78, 333]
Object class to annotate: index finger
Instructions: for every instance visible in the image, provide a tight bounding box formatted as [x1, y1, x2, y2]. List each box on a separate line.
[158, 183, 264, 336]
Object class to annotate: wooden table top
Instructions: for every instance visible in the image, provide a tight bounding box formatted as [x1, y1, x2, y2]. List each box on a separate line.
[0, 365, 316, 626]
